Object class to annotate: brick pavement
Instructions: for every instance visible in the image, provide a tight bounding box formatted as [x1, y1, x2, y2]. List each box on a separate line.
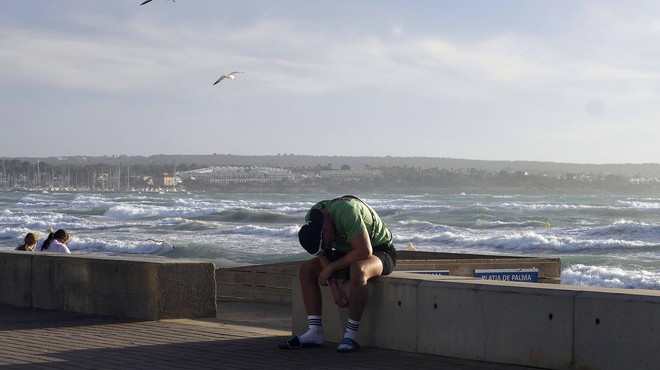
[0, 305, 542, 370]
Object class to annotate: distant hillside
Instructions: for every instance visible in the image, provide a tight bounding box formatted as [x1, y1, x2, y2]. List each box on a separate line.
[6, 154, 660, 178]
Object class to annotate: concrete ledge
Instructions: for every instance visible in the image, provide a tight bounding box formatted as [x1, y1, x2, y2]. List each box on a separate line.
[0, 252, 33, 306]
[416, 277, 574, 369]
[0, 251, 216, 320]
[216, 252, 562, 304]
[292, 271, 660, 370]
[216, 262, 297, 303]
[574, 288, 660, 370]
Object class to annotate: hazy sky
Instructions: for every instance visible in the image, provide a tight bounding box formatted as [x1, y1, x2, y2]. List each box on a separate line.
[1, 1, 659, 164]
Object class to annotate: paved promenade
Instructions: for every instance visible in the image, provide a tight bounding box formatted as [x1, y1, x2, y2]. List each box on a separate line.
[0, 302, 542, 370]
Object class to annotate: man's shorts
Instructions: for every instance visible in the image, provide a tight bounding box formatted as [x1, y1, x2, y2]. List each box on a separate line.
[374, 243, 397, 275]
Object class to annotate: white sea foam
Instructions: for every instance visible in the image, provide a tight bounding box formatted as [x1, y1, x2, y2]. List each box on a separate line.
[68, 237, 172, 255]
[228, 224, 300, 238]
[104, 203, 215, 219]
[562, 264, 660, 290]
[617, 200, 660, 209]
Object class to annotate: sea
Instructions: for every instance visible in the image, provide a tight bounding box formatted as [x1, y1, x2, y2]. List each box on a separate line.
[1, 191, 659, 290]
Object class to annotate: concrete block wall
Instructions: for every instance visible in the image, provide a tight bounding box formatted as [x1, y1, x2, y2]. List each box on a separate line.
[292, 271, 660, 370]
[0, 252, 33, 307]
[573, 289, 660, 370]
[416, 278, 575, 369]
[0, 251, 217, 320]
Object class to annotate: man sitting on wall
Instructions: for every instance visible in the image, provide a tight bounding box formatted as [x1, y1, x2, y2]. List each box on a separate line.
[279, 195, 397, 353]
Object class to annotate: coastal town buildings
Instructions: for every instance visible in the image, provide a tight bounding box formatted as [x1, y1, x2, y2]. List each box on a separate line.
[178, 166, 294, 184]
[2, 157, 660, 195]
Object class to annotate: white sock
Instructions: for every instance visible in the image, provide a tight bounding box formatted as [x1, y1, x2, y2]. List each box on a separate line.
[343, 319, 360, 341]
[299, 315, 324, 344]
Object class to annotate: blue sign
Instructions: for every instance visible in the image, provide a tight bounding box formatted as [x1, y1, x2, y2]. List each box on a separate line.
[474, 268, 538, 283]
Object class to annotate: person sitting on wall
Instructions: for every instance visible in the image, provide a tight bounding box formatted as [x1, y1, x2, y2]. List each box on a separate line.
[15, 232, 38, 251]
[40, 229, 71, 254]
[279, 195, 396, 353]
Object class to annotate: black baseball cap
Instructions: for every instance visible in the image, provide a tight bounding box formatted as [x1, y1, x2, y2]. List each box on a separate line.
[298, 208, 324, 255]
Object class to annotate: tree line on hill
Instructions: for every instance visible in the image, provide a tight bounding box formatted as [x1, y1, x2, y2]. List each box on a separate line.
[19, 154, 660, 177]
[2, 155, 659, 195]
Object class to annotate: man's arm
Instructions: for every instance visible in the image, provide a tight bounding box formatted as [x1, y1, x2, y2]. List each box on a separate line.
[318, 230, 372, 285]
[318, 231, 372, 308]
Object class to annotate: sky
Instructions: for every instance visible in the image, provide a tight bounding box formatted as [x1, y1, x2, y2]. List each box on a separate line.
[1, 1, 659, 164]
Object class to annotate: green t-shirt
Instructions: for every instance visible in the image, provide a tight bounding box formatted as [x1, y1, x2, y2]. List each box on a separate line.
[307, 197, 392, 254]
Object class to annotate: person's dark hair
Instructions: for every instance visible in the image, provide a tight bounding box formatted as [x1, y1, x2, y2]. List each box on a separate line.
[40, 233, 55, 251]
[54, 229, 68, 241]
[40, 229, 68, 251]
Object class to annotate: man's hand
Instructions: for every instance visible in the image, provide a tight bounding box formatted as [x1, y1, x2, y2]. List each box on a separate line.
[318, 266, 335, 286]
[329, 280, 349, 307]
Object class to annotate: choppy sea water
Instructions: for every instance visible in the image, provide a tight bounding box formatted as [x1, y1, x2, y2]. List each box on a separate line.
[1, 191, 659, 290]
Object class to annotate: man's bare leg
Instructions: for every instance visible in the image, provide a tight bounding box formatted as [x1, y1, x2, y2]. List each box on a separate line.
[294, 258, 325, 346]
[299, 258, 323, 315]
[347, 256, 383, 321]
[337, 256, 384, 352]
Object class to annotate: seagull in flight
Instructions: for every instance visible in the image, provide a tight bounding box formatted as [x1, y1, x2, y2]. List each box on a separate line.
[140, 0, 174, 6]
[213, 71, 244, 85]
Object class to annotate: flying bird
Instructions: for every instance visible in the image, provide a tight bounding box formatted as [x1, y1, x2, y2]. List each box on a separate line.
[140, 0, 175, 6]
[213, 71, 244, 85]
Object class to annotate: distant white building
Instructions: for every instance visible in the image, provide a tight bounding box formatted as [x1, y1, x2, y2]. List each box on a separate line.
[179, 166, 293, 184]
[319, 169, 383, 181]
